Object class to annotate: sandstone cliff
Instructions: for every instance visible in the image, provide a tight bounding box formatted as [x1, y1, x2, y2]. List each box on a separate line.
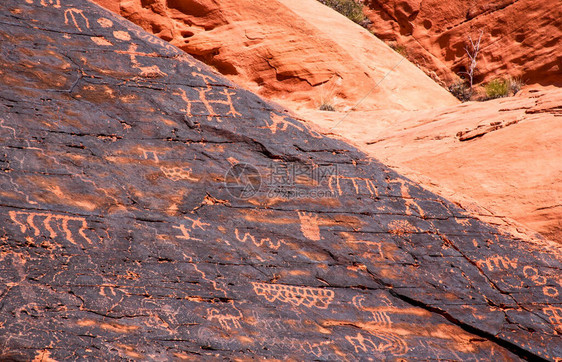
[363, 0, 562, 86]
[92, 0, 459, 112]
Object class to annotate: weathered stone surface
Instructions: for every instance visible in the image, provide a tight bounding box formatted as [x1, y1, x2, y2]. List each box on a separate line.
[302, 86, 562, 242]
[0, 0, 561, 360]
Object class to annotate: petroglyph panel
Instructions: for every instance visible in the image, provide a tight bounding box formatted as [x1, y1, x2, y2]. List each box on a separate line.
[0, 0, 560, 360]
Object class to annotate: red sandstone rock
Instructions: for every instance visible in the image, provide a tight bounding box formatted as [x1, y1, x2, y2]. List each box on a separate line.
[92, 0, 458, 112]
[363, 0, 562, 87]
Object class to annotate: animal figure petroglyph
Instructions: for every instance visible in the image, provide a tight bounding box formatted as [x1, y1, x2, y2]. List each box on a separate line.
[160, 166, 198, 182]
[388, 178, 425, 217]
[346, 332, 408, 356]
[207, 308, 242, 330]
[251, 282, 334, 309]
[352, 295, 392, 327]
[9, 211, 95, 246]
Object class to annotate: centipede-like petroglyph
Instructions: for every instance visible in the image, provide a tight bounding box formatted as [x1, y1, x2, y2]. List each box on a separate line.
[251, 282, 334, 309]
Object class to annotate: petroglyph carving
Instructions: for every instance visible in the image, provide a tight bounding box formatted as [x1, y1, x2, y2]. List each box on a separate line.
[113, 31, 131, 42]
[298, 212, 321, 241]
[523, 266, 547, 285]
[345, 234, 384, 259]
[543, 286, 559, 298]
[328, 175, 377, 197]
[173, 224, 201, 242]
[160, 166, 198, 182]
[543, 306, 562, 326]
[476, 256, 518, 272]
[40, 0, 60, 8]
[263, 112, 304, 134]
[97, 18, 113, 28]
[129, 28, 180, 55]
[346, 332, 408, 356]
[389, 178, 425, 217]
[352, 295, 392, 327]
[185, 217, 209, 231]
[64, 9, 90, 32]
[234, 229, 281, 250]
[207, 308, 242, 330]
[174, 73, 241, 123]
[140, 148, 159, 163]
[126, 44, 166, 78]
[90, 37, 112, 46]
[251, 282, 334, 309]
[9, 211, 95, 246]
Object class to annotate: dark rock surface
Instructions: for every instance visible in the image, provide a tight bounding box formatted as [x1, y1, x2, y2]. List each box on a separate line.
[0, 0, 560, 360]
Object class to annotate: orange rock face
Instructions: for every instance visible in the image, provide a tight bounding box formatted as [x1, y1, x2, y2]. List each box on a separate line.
[363, 0, 562, 86]
[92, 0, 458, 111]
[303, 86, 562, 242]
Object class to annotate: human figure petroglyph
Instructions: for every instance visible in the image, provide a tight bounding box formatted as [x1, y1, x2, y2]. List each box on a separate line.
[234, 229, 281, 250]
[64, 9, 90, 32]
[174, 73, 241, 123]
[297, 212, 321, 241]
[9, 211, 95, 246]
[251, 282, 334, 309]
[328, 175, 378, 197]
[185, 217, 209, 231]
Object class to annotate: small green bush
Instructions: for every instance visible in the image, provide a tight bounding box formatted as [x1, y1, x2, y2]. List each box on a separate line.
[319, 0, 367, 25]
[485, 78, 510, 99]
